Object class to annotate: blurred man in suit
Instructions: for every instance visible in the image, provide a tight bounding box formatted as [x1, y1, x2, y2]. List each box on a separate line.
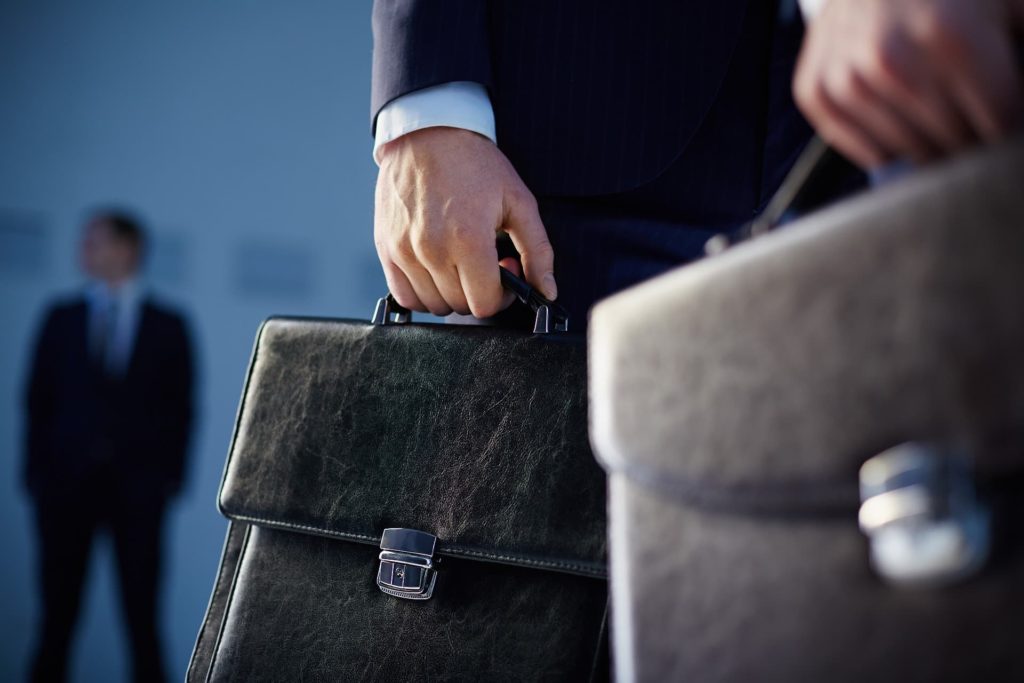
[370, 0, 1022, 326]
[24, 210, 194, 683]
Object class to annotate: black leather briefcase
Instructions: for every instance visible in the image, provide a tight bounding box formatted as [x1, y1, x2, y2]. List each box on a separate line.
[589, 139, 1024, 681]
[187, 286, 608, 682]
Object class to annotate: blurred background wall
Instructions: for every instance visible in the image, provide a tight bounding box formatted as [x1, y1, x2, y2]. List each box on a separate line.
[0, 1, 384, 679]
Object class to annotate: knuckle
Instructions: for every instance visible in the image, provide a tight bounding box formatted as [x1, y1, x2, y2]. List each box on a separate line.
[390, 238, 417, 264]
[411, 230, 445, 264]
[468, 288, 501, 319]
[469, 300, 499, 320]
[794, 73, 827, 118]
[529, 240, 555, 265]
[447, 220, 481, 247]
[391, 291, 420, 311]
[514, 187, 539, 213]
[792, 70, 814, 109]
[828, 67, 861, 106]
[870, 32, 912, 89]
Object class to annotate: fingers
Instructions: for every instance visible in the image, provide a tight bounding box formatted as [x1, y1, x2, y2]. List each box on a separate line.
[380, 216, 502, 318]
[498, 256, 522, 279]
[869, 31, 976, 153]
[409, 222, 473, 316]
[376, 214, 457, 316]
[379, 257, 424, 311]
[373, 126, 554, 320]
[794, 20, 889, 167]
[796, 71, 890, 167]
[495, 257, 522, 311]
[794, 0, 1024, 169]
[502, 190, 557, 300]
[456, 241, 505, 318]
[937, 28, 1024, 141]
[829, 67, 940, 164]
[392, 252, 453, 316]
[429, 264, 470, 316]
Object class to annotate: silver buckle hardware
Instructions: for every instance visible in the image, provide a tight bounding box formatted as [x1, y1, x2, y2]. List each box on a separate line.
[859, 442, 990, 588]
[377, 528, 438, 601]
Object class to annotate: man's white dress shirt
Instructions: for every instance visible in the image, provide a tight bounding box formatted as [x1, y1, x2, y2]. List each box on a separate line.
[87, 278, 143, 376]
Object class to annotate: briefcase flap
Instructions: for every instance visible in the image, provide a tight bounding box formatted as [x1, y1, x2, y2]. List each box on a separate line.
[219, 318, 606, 578]
[590, 140, 1024, 514]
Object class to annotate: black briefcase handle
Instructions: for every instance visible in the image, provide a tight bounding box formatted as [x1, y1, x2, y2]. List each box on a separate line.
[372, 266, 570, 334]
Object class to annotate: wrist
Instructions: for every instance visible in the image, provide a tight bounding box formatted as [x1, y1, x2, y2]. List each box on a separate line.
[378, 126, 495, 164]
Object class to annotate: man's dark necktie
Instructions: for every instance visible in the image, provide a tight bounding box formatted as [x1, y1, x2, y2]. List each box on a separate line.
[93, 299, 119, 376]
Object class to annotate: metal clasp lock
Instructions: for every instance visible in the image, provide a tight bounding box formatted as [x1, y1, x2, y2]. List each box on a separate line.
[377, 528, 438, 600]
[859, 442, 990, 588]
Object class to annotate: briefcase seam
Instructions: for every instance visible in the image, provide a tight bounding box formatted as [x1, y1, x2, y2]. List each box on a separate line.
[226, 512, 606, 578]
[445, 545, 606, 577]
[227, 512, 378, 542]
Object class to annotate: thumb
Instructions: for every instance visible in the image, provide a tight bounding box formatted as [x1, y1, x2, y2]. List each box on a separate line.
[503, 192, 557, 300]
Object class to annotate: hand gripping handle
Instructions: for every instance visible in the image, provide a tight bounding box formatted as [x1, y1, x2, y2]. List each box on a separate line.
[372, 266, 569, 334]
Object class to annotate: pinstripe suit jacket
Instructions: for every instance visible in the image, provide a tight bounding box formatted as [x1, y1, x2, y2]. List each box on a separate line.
[371, 0, 808, 201]
[371, 0, 817, 323]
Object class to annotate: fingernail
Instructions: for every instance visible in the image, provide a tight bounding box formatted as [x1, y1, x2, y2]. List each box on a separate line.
[543, 273, 558, 300]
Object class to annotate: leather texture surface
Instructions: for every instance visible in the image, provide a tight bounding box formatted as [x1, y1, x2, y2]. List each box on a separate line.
[609, 475, 1023, 682]
[191, 317, 608, 681]
[589, 139, 1024, 681]
[220, 319, 604, 575]
[591, 139, 1024, 513]
[204, 526, 607, 682]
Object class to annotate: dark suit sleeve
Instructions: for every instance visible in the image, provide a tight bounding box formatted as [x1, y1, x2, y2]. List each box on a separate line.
[24, 308, 60, 495]
[165, 314, 195, 496]
[370, 0, 492, 135]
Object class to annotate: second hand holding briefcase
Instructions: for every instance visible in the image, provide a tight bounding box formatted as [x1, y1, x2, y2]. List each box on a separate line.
[590, 139, 1024, 681]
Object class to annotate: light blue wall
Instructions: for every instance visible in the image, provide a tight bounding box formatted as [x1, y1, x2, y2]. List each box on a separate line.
[0, 2, 384, 679]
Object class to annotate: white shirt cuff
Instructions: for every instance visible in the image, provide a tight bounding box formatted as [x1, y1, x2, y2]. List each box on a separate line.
[797, 0, 829, 20]
[373, 81, 497, 164]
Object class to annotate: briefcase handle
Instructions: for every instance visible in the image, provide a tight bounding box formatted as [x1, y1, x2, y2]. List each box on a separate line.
[372, 266, 570, 334]
[704, 135, 861, 255]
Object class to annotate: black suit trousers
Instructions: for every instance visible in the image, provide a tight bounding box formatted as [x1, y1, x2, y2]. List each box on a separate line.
[29, 466, 168, 683]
